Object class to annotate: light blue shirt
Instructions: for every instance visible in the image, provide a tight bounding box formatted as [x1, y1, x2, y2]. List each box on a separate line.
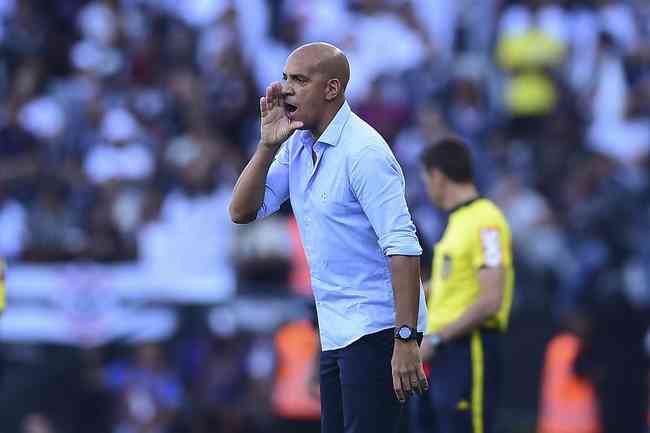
[257, 101, 427, 350]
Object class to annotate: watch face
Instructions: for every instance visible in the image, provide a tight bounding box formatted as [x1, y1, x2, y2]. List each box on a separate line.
[398, 326, 412, 339]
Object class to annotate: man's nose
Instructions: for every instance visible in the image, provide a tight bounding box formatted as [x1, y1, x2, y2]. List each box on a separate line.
[281, 81, 293, 96]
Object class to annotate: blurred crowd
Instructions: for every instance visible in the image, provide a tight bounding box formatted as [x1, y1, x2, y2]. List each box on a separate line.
[1, 0, 650, 432]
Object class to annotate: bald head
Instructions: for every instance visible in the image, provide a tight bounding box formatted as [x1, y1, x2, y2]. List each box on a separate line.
[289, 42, 350, 93]
[280, 42, 350, 136]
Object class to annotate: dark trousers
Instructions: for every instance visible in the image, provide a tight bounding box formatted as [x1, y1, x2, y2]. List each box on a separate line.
[320, 328, 417, 433]
[595, 362, 648, 433]
[412, 330, 500, 433]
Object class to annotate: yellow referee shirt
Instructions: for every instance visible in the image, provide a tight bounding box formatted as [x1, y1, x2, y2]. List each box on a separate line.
[427, 198, 514, 334]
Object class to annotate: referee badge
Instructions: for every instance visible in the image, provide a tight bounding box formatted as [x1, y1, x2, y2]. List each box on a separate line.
[442, 254, 453, 279]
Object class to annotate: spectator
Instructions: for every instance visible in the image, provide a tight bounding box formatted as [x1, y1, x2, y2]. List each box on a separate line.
[0, 96, 41, 200]
[574, 295, 649, 433]
[85, 189, 136, 262]
[103, 343, 183, 433]
[537, 309, 600, 433]
[192, 326, 275, 433]
[496, 0, 567, 136]
[234, 214, 292, 293]
[0, 185, 27, 260]
[491, 174, 581, 311]
[192, 331, 253, 433]
[83, 108, 154, 187]
[356, 75, 411, 144]
[137, 138, 234, 277]
[271, 315, 320, 433]
[392, 101, 449, 247]
[24, 179, 85, 261]
[447, 73, 489, 142]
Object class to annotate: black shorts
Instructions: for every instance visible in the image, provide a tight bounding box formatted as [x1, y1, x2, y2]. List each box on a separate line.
[413, 329, 501, 433]
[320, 328, 422, 433]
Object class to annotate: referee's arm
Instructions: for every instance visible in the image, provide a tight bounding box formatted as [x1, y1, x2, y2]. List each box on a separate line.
[436, 266, 504, 343]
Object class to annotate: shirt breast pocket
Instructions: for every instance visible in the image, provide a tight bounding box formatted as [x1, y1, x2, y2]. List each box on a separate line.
[317, 180, 358, 216]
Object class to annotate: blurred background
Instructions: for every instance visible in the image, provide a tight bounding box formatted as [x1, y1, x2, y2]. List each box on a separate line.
[0, 0, 649, 432]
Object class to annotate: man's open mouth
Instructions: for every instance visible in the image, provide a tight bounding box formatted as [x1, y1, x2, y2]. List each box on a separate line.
[285, 103, 298, 114]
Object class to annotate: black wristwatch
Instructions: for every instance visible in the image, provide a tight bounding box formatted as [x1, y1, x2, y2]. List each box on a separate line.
[394, 325, 418, 342]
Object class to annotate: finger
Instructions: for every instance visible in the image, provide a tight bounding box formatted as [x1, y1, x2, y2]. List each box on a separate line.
[289, 120, 304, 131]
[393, 370, 405, 403]
[271, 81, 282, 96]
[401, 374, 412, 400]
[410, 371, 422, 395]
[265, 86, 273, 108]
[271, 82, 283, 107]
[400, 369, 413, 395]
[260, 97, 266, 116]
[419, 376, 429, 394]
[417, 363, 429, 392]
[395, 385, 406, 403]
[271, 85, 279, 109]
[398, 373, 411, 403]
[267, 82, 278, 107]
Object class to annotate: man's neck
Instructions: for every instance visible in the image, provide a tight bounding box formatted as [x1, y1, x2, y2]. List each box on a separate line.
[311, 99, 345, 140]
[443, 183, 479, 211]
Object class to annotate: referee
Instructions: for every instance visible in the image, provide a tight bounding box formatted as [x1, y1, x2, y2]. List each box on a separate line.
[416, 136, 514, 433]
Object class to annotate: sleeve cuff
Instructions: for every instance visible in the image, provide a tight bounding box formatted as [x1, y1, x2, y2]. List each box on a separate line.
[255, 203, 270, 220]
[379, 232, 423, 256]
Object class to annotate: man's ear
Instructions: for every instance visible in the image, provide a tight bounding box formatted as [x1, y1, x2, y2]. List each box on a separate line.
[430, 167, 444, 186]
[325, 78, 341, 101]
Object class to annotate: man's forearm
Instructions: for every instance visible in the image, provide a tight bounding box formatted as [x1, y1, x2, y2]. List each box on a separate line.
[389, 255, 428, 402]
[437, 267, 503, 341]
[389, 255, 421, 327]
[229, 144, 276, 224]
[437, 297, 494, 342]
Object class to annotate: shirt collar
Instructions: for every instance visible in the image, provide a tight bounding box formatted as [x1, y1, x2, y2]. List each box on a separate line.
[300, 101, 351, 148]
[448, 196, 481, 215]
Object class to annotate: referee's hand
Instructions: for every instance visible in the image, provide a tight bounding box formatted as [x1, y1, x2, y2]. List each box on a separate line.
[419, 337, 435, 362]
[391, 340, 428, 403]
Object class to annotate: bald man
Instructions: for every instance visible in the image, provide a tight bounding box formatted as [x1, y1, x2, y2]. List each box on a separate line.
[230, 43, 428, 433]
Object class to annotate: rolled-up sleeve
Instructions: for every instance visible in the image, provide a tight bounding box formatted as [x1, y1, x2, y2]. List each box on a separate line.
[350, 145, 422, 256]
[256, 143, 290, 220]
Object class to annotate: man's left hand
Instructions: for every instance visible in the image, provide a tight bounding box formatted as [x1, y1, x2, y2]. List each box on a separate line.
[391, 340, 428, 403]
